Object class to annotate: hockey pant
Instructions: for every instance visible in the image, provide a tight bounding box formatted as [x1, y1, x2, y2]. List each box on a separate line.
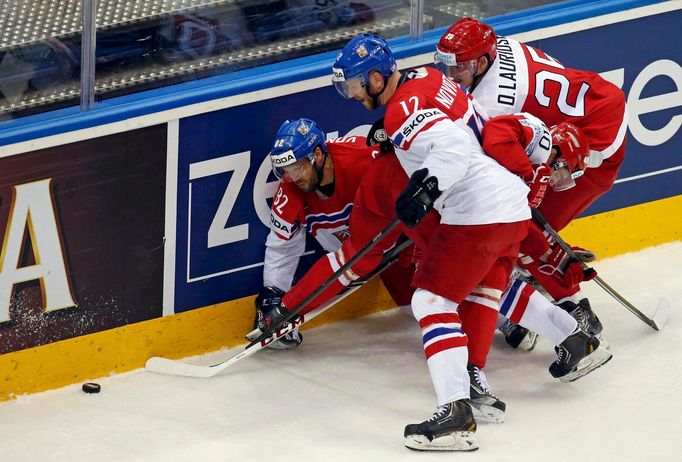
[411, 220, 529, 406]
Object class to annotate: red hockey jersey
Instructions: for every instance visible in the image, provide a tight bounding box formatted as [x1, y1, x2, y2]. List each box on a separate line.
[263, 135, 379, 290]
[481, 112, 552, 179]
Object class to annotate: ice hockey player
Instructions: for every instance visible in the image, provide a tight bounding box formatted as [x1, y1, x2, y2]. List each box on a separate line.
[479, 113, 601, 349]
[256, 117, 415, 348]
[434, 17, 627, 344]
[257, 114, 610, 449]
[331, 33, 531, 451]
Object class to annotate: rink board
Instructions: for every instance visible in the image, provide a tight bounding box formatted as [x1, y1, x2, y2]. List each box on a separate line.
[0, 1, 681, 399]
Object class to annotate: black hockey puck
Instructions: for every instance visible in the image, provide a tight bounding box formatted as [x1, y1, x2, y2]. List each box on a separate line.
[82, 382, 101, 394]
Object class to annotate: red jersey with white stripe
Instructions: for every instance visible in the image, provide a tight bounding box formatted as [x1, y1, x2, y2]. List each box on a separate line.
[473, 37, 627, 158]
[381, 66, 530, 226]
[263, 136, 378, 290]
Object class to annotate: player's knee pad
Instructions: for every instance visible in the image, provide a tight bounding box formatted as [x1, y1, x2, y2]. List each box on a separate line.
[411, 288, 460, 321]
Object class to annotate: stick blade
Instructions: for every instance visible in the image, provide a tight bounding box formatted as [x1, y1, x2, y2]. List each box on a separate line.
[145, 356, 219, 378]
[651, 298, 672, 331]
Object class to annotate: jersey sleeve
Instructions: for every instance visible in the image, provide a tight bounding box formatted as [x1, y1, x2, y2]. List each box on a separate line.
[262, 182, 306, 290]
[263, 228, 306, 291]
[482, 115, 538, 179]
[269, 182, 305, 240]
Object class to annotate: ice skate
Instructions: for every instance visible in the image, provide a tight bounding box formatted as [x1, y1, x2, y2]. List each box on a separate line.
[558, 297, 607, 348]
[404, 399, 478, 451]
[558, 298, 603, 335]
[500, 319, 538, 351]
[467, 364, 506, 424]
[549, 328, 612, 382]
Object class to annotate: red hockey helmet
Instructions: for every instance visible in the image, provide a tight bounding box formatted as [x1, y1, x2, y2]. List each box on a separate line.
[436, 18, 497, 65]
[549, 122, 590, 191]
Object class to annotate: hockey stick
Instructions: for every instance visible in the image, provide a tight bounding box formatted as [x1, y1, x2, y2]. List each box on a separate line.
[146, 220, 407, 377]
[246, 218, 401, 347]
[145, 283, 367, 378]
[532, 209, 670, 331]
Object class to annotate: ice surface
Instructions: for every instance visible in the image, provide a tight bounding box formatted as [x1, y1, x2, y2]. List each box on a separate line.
[2, 242, 681, 462]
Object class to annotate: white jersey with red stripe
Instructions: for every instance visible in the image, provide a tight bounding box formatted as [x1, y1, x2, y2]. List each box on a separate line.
[263, 136, 378, 290]
[473, 36, 627, 159]
[383, 67, 530, 225]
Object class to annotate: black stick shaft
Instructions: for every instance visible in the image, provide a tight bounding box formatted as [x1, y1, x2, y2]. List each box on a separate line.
[532, 209, 659, 331]
[247, 218, 402, 347]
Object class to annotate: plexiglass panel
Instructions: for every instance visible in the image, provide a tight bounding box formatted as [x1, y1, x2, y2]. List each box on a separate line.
[93, 0, 411, 101]
[423, 0, 561, 31]
[0, 0, 83, 119]
[0, 0, 563, 120]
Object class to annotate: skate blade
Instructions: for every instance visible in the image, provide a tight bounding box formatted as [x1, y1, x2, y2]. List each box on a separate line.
[471, 403, 505, 424]
[595, 332, 609, 351]
[560, 346, 613, 383]
[519, 331, 539, 352]
[404, 432, 478, 451]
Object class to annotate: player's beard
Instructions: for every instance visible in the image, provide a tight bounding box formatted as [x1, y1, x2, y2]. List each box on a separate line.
[296, 169, 319, 193]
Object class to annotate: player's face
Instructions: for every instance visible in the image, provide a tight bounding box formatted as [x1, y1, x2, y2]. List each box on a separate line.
[281, 158, 318, 192]
[354, 72, 388, 110]
[444, 60, 478, 88]
[354, 87, 375, 110]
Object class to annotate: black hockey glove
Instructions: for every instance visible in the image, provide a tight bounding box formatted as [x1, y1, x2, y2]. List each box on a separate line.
[255, 286, 285, 311]
[254, 286, 303, 349]
[366, 117, 394, 153]
[395, 168, 442, 228]
[254, 286, 285, 329]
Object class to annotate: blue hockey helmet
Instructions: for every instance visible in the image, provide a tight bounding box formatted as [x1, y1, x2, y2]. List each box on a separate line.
[332, 33, 397, 99]
[269, 118, 327, 180]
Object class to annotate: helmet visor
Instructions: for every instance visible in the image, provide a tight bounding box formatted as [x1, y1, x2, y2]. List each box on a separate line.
[332, 74, 367, 99]
[272, 157, 312, 182]
[550, 160, 584, 191]
[434, 50, 477, 80]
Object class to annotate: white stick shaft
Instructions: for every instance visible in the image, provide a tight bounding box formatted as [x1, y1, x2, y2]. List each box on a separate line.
[145, 238, 413, 378]
[145, 288, 353, 378]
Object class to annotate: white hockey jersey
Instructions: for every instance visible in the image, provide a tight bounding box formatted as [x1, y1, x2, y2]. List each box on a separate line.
[472, 36, 627, 159]
[384, 67, 530, 225]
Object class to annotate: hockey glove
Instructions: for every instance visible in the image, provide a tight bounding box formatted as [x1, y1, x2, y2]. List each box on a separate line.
[395, 168, 442, 228]
[255, 286, 285, 318]
[525, 163, 552, 209]
[538, 246, 598, 289]
[366, 117, 394, 153]
[255, 286, 302, 349]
